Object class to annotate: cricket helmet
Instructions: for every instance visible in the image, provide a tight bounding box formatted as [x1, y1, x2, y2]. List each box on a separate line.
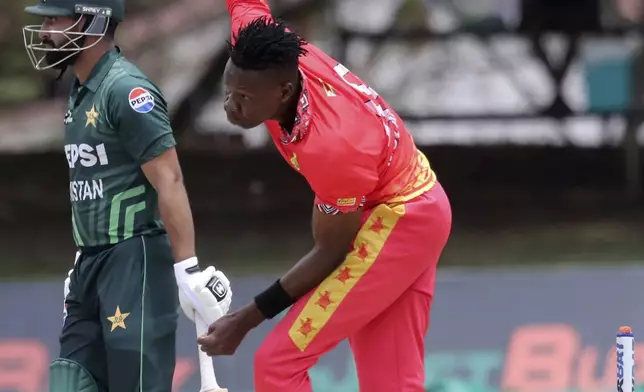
[22, 0, 124, 71]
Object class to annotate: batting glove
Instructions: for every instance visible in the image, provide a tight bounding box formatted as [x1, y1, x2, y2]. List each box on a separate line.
[174, 257, 232, 324]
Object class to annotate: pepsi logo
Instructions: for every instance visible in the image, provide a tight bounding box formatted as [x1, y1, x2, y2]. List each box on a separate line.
[128, 87, 155, 113]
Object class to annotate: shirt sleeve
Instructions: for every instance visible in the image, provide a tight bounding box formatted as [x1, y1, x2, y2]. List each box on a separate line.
[311, 155, 378, 215]
[227, 0, 272, 40]
[106, 76, 176, 164]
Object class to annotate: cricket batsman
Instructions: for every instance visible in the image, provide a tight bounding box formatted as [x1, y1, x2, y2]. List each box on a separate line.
[197, 1, 452, 391]
[22, 0, 233, 390]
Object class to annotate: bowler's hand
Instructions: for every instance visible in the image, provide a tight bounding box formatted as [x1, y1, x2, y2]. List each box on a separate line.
[197, 302, 265, 356]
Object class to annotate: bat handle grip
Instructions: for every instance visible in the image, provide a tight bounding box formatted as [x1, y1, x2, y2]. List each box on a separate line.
[195, 313, 228, 392]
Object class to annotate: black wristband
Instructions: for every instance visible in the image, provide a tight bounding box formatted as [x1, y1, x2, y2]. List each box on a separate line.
[254, 279, 295, 319]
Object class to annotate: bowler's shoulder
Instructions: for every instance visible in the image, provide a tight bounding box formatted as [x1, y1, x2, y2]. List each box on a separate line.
[306, 119, 381, 168]
[301, 123, 379, 182]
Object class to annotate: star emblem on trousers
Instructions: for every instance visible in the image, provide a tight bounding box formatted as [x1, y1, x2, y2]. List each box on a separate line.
[107, 306, 130, 332]
[315, 291, 334, 311]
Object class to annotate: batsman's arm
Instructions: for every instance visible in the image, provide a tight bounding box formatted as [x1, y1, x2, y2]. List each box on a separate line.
[108, 76, 196, 262]
[141, 149, 196, 263]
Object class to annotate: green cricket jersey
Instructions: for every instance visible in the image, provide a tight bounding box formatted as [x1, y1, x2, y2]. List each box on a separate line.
[64, 47, 176, 247]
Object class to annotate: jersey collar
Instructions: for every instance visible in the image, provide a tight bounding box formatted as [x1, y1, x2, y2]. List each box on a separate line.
[280, 69, 312, 144]
[83, 46, 123, 92]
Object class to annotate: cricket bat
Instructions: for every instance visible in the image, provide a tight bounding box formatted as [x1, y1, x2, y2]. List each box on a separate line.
[194, 312, 228, 392]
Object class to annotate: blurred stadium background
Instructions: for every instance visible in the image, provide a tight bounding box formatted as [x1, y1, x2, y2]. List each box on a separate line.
[2, 0, 644, 391]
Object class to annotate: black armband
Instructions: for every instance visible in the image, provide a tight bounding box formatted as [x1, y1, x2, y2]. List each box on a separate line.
[254, 279, 295, 319]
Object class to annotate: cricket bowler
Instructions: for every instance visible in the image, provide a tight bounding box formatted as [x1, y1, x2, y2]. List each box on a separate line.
[22, 1, 233, 390]
[197, 1, 453, 391]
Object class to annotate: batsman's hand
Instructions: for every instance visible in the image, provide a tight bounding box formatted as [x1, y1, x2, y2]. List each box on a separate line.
[174, 257, 233, 324]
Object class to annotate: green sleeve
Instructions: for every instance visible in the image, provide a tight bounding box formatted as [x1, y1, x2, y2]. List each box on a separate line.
[107, 76, 177, 164]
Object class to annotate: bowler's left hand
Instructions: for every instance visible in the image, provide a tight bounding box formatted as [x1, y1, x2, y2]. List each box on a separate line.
[197, 302, 265, 356]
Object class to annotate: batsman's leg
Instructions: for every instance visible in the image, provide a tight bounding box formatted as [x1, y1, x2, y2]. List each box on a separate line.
[254, 186, 451, 392]
[51, 255, 108, 392]
[97, 234, 179, 392]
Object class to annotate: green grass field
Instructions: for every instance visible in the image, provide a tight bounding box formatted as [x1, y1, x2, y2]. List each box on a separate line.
[2, 201, 643, 280]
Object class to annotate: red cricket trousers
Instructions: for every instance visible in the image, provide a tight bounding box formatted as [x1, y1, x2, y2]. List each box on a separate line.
[254, 183, 452, 392]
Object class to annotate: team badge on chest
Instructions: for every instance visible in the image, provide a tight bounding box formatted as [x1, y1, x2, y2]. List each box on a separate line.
[85, 104, 99, 128]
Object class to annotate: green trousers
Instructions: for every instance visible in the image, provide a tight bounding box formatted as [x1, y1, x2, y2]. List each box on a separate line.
[60, 233, 179, 392]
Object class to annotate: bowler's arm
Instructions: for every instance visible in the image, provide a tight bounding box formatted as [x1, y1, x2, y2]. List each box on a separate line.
[226, 0, 272, 37]
[274, 161, 377, 304]
[279, 206, 362, 300]
[239, 159, 377, 325]
[238, 206, 363, 328]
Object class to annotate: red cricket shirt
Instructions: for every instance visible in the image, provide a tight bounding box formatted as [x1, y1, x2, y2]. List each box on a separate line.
[228, 0, 436, 214]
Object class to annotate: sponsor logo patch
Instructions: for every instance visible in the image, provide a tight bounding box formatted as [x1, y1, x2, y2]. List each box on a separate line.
[128, 87, 155, 113]
[336, 198, 357, 206]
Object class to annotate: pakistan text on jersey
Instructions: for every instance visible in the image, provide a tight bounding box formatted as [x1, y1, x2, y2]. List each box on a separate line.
[70, 179, 104, 202]
[65, 143, 109, 168]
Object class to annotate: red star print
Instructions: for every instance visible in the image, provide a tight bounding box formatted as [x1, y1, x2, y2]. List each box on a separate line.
[370, 217, 385, 234]
[336, 267, 353, 284]
[315, 291, 333, 311]
[298, 318, 316, 337]
[357, 243, 369, 260]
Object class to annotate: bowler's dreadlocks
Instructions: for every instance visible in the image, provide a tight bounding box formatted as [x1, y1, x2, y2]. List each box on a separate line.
[227, 16, 308, 72]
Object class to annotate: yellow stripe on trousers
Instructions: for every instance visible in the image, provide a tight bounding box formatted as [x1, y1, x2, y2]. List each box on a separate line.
[288, 203, 406, 351]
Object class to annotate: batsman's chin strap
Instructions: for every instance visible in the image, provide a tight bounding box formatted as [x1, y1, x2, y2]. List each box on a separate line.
[55, 66, 67, 81]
